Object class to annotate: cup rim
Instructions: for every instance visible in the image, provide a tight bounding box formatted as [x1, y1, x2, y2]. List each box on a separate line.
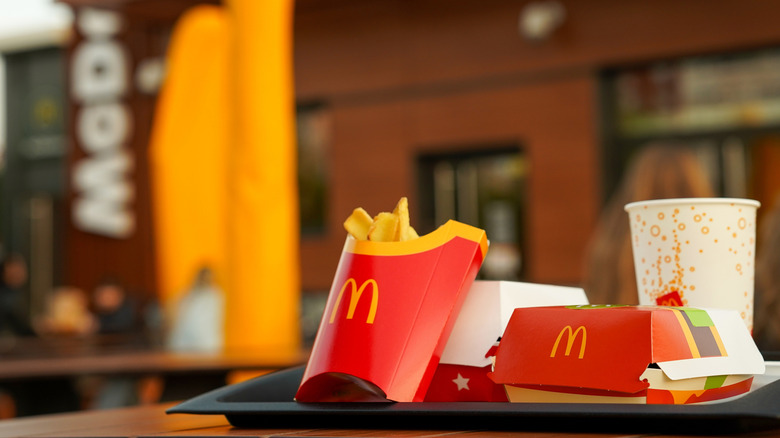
[624, 197, 761, 212]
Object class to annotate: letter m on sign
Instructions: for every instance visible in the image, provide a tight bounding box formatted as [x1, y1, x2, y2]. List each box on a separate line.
[550, 325, 587, 359]
[329, 278, 379, 324]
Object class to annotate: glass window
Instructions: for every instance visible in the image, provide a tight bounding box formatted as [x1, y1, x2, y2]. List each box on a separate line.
[417, 146, 528, 280]
[602, 48, 780, 215]
[296, 103, 330, 235]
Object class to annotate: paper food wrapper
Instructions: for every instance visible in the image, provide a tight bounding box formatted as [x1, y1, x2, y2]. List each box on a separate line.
[625, 198, 759, 331]
[296, 220, 488, 402]
[424, 281, 589, 402]
[490, 305, 765, 404]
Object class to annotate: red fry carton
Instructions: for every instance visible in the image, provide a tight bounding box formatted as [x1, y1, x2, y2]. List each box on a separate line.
[424, 281, 589, 402]
[296, 220, 488, 402]
[490, 305, 766, 404]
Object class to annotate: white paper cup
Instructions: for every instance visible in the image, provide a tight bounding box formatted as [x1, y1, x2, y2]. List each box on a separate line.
[625, 198, 760, 330]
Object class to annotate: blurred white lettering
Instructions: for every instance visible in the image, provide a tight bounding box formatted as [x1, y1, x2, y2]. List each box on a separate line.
[72, 41, 128, 102]
[77, 103, 131, 153]
[72, 152, 135, 236]
[71, 8, 134, 238]
[77, 8, 122, 37]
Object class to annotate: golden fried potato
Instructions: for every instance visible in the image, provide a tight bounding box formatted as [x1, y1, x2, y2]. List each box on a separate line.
[401, 225, 419, 241]
[343, 197, 420, 241]
[343, 207, 373, 240]
[392, 197, 410, 241]
[367, 212, 399, 242]
[391, 197, 420, 241]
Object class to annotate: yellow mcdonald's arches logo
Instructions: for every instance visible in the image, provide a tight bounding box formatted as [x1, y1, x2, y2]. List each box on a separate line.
[550, 325, 587, 359]
[659, 298, 682, 306]
[329, 278, 379, 324]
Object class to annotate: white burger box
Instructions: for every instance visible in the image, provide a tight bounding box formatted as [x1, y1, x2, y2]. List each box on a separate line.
[424, 281, 589, 401]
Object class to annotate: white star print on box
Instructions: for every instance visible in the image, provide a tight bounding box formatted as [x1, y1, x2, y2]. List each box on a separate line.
[452, 373, 470, 391]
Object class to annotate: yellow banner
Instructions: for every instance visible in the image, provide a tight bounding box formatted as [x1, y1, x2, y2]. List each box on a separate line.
[149, 5, 230, 307]
[224, 0, 300, 353]
[151, 0, 300, 355]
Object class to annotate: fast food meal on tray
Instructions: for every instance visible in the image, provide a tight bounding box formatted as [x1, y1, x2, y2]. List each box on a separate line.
[295, 197, 767, 404]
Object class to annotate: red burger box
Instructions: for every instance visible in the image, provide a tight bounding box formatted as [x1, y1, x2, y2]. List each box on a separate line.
[490, 305, 766, 404]
[295, 220, 488, 402]
[424, 281, 589, 402]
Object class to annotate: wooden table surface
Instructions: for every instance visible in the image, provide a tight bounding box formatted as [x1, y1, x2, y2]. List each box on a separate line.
[0, 336, 307, 381]
[0, 336, 308, 418]
[0, 348, 307, 381]
[0, 403, 778, 438]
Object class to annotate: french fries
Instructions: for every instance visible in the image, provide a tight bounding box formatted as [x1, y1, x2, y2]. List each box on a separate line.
[367, 212, 398, 242]
[343, 207, 372, 240]
[343, 197, 420, 242]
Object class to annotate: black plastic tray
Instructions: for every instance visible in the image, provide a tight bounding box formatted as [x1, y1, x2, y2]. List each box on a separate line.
[168, 366, 780, 434]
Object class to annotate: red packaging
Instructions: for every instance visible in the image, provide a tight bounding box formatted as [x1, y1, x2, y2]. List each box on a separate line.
[295, 220, 488, 402]
[490, 305, 765, 404]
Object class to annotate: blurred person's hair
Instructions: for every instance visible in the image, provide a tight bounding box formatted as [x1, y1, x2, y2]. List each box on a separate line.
[0, 253, 27, 289]
[193, 266, 214, 288]
[91, 275, 128, 313]
[94, 275, 124, 291]
[582, 143, 715, 305]
[753, 195, 780, 351]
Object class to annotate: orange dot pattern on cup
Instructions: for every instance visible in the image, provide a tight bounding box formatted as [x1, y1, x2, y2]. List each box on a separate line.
[629, 202, 757, 329]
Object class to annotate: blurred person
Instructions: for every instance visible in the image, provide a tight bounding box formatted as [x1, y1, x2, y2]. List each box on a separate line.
[0, 259, 81, 416]
[141, 295, 166, 349]
[582, 143, 715, 305]
[754, 195, 780, 352]
[0, 253, 33, 336]
[86, 278, 149, 409]
[34, 287, 95, 337]
[167, 266, 224, 352]
[91, 278, 138, 335]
